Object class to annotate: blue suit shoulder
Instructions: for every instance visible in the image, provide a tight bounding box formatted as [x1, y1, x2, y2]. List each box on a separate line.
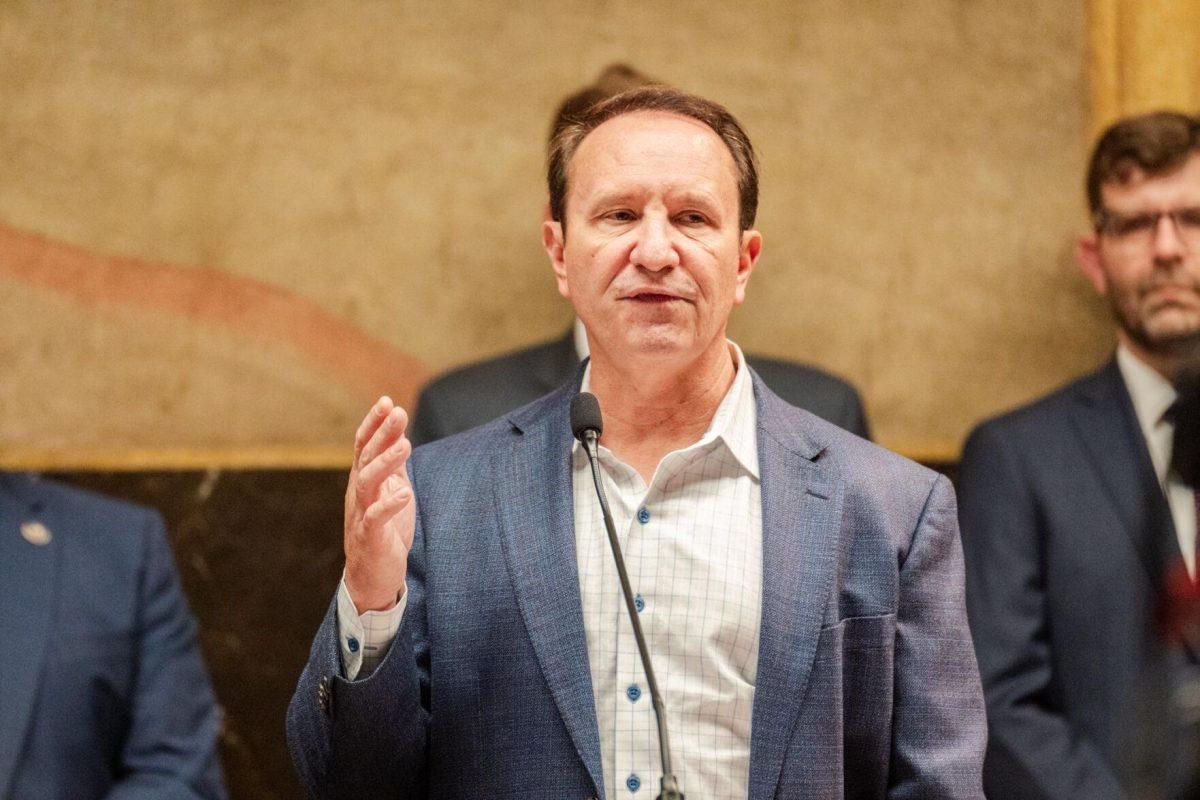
[747, 355, 870, 438]
[769, 390, 935, 481]
[4, 473, 163, 550]
[420, 340, 562, 395]
[755, 384, 946, 549]
[747, 355, 861, 401]
[963, 363, 1113, 454]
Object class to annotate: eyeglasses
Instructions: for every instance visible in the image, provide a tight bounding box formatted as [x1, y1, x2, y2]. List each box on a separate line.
[1094, 206, 1200, 251]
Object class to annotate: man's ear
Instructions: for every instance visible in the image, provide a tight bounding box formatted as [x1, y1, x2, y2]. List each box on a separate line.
[733, 229, 763, 305]
[543, 220, 570, 299]
[1075, 231, 1108, 295]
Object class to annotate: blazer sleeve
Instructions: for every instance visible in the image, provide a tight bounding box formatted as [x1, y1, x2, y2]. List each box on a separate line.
[958, 423, 1127, 800]
[106, 510, 226, 800]
[286, 460, 431, 799]
[887, 474, 987, 799]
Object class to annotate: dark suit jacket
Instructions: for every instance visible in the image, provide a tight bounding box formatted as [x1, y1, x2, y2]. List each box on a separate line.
[958, 360, 1200, 799]
[288, 370, 984, 799]
[409, 331, 870, 445]
[0, 474, 225, 800]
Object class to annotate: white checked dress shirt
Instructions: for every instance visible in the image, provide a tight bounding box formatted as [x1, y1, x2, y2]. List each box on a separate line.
[1117, 345, 1199, 577]
[337, 342, 763, 800]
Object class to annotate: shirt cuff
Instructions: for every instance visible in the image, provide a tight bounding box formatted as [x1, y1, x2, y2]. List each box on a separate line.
[336, 576, 407, 681]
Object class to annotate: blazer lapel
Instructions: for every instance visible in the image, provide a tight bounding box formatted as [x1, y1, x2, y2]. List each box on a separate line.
[0, 476, 60, 796]
[493, 385, 604, 797]
[747, 379, 845, 800]
[1069, 361, 1178, 588]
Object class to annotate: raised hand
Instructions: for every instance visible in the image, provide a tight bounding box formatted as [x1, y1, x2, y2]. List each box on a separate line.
[343, 397, 416, 615]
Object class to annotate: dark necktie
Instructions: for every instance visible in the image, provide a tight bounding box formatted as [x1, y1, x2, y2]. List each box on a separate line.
[1167, 396, 1200, 577]
[1171, 370, 1200, 487]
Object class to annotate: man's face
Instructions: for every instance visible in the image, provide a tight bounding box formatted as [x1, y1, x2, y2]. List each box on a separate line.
[1077, 153, 1200, 359]
[543, 111, 761, 371]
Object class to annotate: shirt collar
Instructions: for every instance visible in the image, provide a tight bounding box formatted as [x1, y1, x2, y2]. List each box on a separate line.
[1116, 343, 1178, 433]
[575, 341, 760, 479]
[708, 342, 759, 478]
[573, 318, 589, 361]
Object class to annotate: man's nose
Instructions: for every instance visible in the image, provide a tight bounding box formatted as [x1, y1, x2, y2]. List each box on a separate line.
[629, 216, 680, 272]
[1153, 212, 1188, 264]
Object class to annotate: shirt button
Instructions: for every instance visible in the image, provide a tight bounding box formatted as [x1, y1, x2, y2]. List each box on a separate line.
[626, 684, 641, 702]
[347, 637, 360, 653]
[637, 507, 650, 524]
[626, 774, 641, 792]
[634, 593, 645, 612]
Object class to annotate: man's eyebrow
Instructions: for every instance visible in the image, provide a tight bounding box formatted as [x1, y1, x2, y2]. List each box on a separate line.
[585, 189, 643, 210]
[669, 190, 720, 210]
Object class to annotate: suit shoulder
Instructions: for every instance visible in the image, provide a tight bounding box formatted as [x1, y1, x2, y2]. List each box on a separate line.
[746, 355, 869, 437]
[965, 366, 1110, 448]
[777, 410, 949, 559]
[2, 475, 167, 578]
[410, 409, 524, 480]
[766, 400, 939, 498]
[418, 340, 563, 399]
[833, 421, 940, 495]
[10, 474, 157, 523]
[746, 355, 860, 399]
[412, 384, 567, 471]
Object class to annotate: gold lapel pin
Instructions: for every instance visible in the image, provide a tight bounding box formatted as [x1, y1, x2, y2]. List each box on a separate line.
[20, 521, 52, 546]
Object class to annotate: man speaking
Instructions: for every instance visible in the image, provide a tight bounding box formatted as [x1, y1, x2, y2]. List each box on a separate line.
[287, 87, 985, 799]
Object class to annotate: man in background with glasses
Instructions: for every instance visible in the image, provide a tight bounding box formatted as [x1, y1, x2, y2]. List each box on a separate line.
[958, 111, 1200, 798]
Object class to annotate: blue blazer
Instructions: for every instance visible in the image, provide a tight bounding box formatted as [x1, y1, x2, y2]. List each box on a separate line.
[288, 373, 985, 799]
[0, 474, 225, 800]
[958, 360, 1200, 798]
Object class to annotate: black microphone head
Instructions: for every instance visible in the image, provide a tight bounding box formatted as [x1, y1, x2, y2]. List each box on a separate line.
[570, 392, 603, 442]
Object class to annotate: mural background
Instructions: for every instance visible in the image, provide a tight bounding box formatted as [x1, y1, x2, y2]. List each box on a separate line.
[0, 1, 1104, 462]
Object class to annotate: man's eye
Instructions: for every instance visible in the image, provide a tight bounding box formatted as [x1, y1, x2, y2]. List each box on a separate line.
[1111, 214, 1156, 236]
[606, 211, 636, 222]
[677, 212, 708, 225]
[1176, 208, 1200, 230]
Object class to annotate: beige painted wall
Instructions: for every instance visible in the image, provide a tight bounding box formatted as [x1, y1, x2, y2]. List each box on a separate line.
[0, 1, 1109, 462]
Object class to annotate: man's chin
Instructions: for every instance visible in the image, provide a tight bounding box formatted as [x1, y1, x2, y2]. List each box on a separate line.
[1138, 317, 1200, 357]
[1144, 304, 1200, 334]
[606, 329, 698, 364]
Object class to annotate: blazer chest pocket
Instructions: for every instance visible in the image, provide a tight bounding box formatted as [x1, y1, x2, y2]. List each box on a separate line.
[815, 612, 895, 671]
[815, 613, 896, 773]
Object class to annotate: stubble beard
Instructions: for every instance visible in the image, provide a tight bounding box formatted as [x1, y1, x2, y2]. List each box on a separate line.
[1113, 278, 1200, 365]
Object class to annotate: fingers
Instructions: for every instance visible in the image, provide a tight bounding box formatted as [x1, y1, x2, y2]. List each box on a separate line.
[353, 397, 395, 462]
[359, 405, 409, 469]
[343, 399, 415, 614]
[355, 434, 412, 509]
[361, 478, 414, 537]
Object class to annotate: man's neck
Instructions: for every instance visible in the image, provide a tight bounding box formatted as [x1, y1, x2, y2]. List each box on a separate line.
[588, 342, 737, 483]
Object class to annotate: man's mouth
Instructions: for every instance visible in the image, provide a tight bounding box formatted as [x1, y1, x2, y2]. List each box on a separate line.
[1144, 283, 1200, 306]
[624, 290, 686, 303]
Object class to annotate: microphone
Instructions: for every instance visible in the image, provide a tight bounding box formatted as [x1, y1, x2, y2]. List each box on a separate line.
[570, 392, 684, 800]
[570, 390, 604, 444]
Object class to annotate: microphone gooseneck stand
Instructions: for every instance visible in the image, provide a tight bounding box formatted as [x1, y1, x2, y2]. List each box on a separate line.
[571, 392, 684, 800]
